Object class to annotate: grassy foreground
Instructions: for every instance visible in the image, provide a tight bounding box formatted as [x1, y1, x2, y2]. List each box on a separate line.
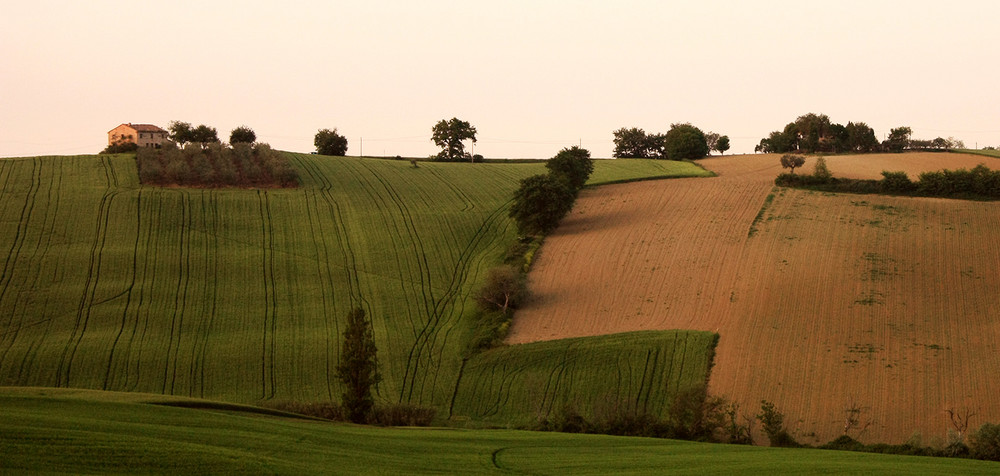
[2, 388, 997, 475]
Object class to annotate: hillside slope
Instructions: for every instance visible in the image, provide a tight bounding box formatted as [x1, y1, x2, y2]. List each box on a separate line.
[510, 152, 1000, 443]
[0, 153, 714, 424]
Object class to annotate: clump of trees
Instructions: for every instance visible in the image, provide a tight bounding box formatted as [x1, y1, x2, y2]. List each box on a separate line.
[612, 125, 723, 159]
[509, 146, 594, 236]
[315, 128, 349, 156]
[779, 154, 806, 174]
[168, 121, 220, 147]
[431, 117, 477, 161]
[136, 141, 298, 188]
[757, 113, 966, 154]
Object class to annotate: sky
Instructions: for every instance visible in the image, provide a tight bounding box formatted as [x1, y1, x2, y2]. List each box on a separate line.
[2, 0, 999, 158]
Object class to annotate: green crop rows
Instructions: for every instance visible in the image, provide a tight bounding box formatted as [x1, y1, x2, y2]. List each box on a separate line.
[0, 153, 713, 421]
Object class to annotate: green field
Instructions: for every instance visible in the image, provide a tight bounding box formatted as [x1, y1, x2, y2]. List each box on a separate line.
[0, 154, 712, 422]
[2, 388, 996, 475]
[455, 330, 717, 424]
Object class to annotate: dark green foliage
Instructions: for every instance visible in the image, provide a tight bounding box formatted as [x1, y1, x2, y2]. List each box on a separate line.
[509, 174, 576, 236]
[884, 126, 912, 153]
[715, 135, 730, 155]
[664, 123, 709, 160]
[168, 121, 219, 146]
[545, 146, 594, 192]
[314, 128, 349, 156]
[779, 154, 806, 173]
[970, 423, 1000, 461]
[757, 114, 879, 154]
[136, 141, 298, 188]
[612, 127, 666, 158]
[371, 404, 437, 427]
[335, 308, 382, 424]
[880, 171, 915, 193]
[431, 117, 477, 161]
[845, 122, 880, 153]
[229, 125, 256, 144]
[812, 157, 832, 183]
[757, 400, 798, 447]
[100, 141, 138, 154]
[475, 265, 526, 313]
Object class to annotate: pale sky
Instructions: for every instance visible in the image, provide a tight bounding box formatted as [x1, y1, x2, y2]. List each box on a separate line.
[2, 0, 998, 158]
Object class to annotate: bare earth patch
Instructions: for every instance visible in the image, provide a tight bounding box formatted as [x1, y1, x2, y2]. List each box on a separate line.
[508, 152, 1000, 444]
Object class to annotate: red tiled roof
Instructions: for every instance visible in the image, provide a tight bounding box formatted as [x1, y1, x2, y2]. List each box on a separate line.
[110, 123, 167, 133]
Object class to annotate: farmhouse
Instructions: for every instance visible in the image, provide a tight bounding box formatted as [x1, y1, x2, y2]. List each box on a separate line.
[108, 123, 168, 148]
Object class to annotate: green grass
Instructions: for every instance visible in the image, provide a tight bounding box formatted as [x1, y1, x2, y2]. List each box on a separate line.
[0, 154, 712, 421]
[454, 330, 718, 425]
[956, 148, 1000, 159]
[2, 388, 996, 475]
[587, 159, 714, 186]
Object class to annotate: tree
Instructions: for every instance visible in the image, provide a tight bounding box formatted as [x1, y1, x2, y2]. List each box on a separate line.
[191, 125, 219, 145]
[845, 122, 879, 153]
[509, 174, 576, 236]
[545, 146, 594, 192]
[335, 307, 382, 424]
[715, 135, 731, 155]
[663, 123, 709, 160]
[780, 154, 806, 174]
[704, 132, 720, 153]
[230, 125, 256, 144]
[884, 126, 912, 153]
[476, 265, 526, 313]
[315, 128, 349, 156]
[168, 121, 194, 145]
[431, 117, 477, 161]
[970, 423, 1000, 461]
[612, 127, 651, 158]
[757, 400, 797, 447]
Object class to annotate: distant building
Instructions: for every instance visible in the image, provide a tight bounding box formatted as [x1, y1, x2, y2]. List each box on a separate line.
[108, 123, 168, 148]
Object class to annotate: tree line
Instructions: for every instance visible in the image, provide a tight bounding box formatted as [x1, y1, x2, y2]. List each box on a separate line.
[756, 113, 966, 154]
[612, 124, 729, 160]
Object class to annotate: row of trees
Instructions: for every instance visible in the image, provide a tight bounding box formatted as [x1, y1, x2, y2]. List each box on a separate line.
[509, 146, 594, 236]
[136, 141, 298, 188]
[756, 113, 965, 154]
[612, 125, 728, 160]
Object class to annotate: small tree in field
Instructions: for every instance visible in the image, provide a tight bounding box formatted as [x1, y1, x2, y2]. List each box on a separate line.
[431, 117, 477, 161]
[336, 308, 381, 424]
[716, 135, 731, 155]
[779, 154, 806, 174]
[315, 128, 349, 156]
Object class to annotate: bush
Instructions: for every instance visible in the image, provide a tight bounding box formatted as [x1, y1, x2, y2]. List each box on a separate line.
[545, 146, 594, 192]
[757, 400, 798, 447]
[970, 423, 1000, 461]
[880, 171, 915, 193]
[509, 174, 576, 236]
[101, 141, 138, 154]
[372, 404, 436, 427]
[812, 157, 832, 183]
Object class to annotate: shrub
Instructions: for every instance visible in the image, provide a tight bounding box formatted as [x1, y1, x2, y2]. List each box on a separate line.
[101, 141, 138, 154]
[880, 171, 915, 193]
[372, 403, 436, 427]
[812, 157, 832, 183]
[970, 423, 1000, 461]
[757, 400, 798, 447]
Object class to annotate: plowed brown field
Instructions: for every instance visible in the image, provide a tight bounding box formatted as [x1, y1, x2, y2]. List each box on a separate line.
[508, 152, 1000, 444]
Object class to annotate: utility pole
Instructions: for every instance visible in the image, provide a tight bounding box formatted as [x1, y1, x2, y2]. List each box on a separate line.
[360, 137, 363, 157]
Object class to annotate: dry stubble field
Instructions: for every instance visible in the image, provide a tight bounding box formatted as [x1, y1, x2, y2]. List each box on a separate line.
[508, 152, 1000, 444]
